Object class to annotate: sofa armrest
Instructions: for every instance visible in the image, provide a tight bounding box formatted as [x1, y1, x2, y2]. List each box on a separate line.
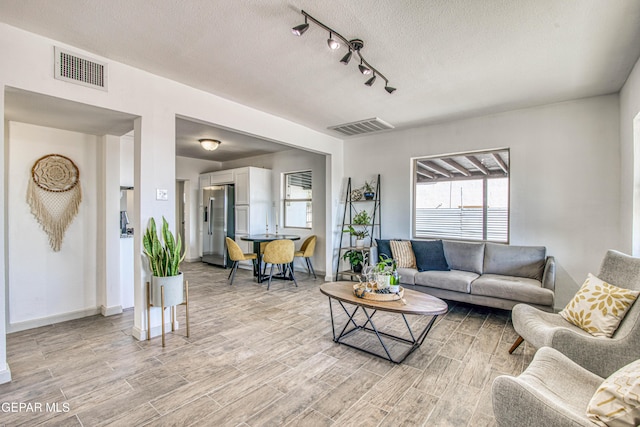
[542, 256, 556, 292]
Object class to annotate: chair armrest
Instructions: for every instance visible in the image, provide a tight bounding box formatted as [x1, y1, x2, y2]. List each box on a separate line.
[551, 328, 638, 378]
[542, 256, 556, 292]
[492, 375, 595, 427]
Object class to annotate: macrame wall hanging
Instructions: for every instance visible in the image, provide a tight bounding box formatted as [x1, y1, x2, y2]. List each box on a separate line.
[27, 154, 82, 252]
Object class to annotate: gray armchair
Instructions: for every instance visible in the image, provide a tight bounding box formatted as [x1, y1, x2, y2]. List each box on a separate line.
[510, 250, 640, 377]
[492, 347, 603, 427]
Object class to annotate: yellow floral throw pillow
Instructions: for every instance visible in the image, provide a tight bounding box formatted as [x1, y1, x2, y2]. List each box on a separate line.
[587, 358, 640, 426]
[559, 273, 639, 337]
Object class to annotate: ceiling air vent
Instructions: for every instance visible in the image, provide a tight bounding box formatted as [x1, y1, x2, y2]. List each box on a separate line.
[54, 47, 107, 91]
[328, 117, 394, 136]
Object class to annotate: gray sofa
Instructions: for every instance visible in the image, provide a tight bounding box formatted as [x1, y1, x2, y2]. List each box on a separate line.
[371, 240, 555, 312]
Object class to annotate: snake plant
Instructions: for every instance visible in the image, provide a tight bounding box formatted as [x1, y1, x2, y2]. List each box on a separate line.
[143, 217, 185, 277]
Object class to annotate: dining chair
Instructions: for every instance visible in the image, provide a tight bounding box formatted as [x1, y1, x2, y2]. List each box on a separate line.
[225, 237, 257, 286]
[294, 235, 317, 279]
[262, 239, 297, 290]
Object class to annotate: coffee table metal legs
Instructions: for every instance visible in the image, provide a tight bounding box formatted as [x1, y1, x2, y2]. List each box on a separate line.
[327, 297, 438, 364]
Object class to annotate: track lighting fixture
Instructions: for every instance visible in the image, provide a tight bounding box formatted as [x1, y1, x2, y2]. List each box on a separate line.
[358, 60, 372, 75]
[365, 75, 376, 86]
[327, 32, 340, 50]
[340, 50, 352, 65]
[291, 16, 309, 36]
[291, 10, 396, 94]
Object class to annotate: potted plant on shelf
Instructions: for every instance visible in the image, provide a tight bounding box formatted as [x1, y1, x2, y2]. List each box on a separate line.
[343, 225, 369, 248]
[342, 249, 368, 273]
[143, 216, 186, 307]
[362, 180, 376, 200]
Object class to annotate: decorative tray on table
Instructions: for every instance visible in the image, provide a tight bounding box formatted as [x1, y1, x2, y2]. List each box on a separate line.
[353, 283, 404, 301]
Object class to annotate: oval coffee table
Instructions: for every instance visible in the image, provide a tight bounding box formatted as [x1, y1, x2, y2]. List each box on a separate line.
[320, 281, 448, 364]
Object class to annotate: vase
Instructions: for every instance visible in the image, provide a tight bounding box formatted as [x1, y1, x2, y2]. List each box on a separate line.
[355, 239, 365, 248]
[376, 273, 391, 289]
[151, 273, 184, 307]
[364, 192, 375, 200]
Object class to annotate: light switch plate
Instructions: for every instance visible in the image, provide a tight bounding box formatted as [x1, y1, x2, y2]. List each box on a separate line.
[156, 188, 168, 201]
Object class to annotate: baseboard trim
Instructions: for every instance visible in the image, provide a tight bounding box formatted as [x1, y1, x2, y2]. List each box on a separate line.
[7, 308, 102, 333]
[131, 321, 180, 342]
[0, 365, 11, 384]
[101, 305, 123, 317]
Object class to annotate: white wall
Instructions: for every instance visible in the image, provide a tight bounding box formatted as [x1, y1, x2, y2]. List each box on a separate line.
[7, 122, 98, 326]
[345, 95, 621, 309]
[620, 55, 640, 256]
[222, 149, 327, 274]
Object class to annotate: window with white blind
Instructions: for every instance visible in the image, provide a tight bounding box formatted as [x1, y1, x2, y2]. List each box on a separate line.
[413, 149, 510, 242]
[284, 171, 312, 228]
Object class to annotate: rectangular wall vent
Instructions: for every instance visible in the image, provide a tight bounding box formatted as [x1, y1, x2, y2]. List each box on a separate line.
[54, 47, 107, 91]
[328, 117, 394, 136]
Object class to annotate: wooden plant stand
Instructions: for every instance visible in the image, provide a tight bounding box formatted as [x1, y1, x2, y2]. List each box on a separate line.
[146, 280, 190, 347]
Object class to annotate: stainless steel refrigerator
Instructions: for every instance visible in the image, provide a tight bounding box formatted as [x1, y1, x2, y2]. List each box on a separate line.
[202, 185, 235, 267]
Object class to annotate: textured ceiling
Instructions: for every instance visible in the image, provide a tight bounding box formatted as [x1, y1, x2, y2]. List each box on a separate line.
[1, 0, 640, 137]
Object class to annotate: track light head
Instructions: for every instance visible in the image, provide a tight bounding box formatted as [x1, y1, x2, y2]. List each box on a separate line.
[358, 63, 372, 75]
[327, 32, 340, 50]
[385, 85, 396, 94]
[340, 50, 352, 65]
[291, 17, 309, 36]
[365, 75, 377, 86]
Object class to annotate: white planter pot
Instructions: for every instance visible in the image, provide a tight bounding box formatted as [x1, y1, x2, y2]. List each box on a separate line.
[151, 273, 184, 307]
[355, 239, 365, 248]
[376, 273, 391, 289]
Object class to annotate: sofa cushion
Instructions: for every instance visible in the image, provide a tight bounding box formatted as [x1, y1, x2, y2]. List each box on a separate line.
[412, 240, 450, 272]
[483, 243, 546, 281]
[471, 274, 554, 306]
[414, 270, 479, 293]
[443, 241, 485, 274]
[390, 240, 416, 268]
[375, 239, 392, 261]
[397, 267, 417, 285]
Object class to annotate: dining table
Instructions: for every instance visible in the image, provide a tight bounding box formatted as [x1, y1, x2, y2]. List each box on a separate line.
[240, 234, 301, 283]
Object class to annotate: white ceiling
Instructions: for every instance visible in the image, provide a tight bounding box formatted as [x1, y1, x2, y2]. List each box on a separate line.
[1, 0, 640, 139]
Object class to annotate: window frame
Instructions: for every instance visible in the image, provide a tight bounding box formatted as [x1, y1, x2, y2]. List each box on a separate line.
[283, 170, 313, 229]
[411, 149, 510, 243]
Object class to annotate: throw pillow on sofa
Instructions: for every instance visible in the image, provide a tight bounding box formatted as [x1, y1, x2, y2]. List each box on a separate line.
[587, 358, 640, 426]
[559, 273, 639, 337]
[390, 240, 416, 268]
[412, 240, 450, 272]
[375, 239, 393, 260]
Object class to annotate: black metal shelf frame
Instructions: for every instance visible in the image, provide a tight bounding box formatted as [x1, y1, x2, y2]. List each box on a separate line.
[335, 175, 381, 280]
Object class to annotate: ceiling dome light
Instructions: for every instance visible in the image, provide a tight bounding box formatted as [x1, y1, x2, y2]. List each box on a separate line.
[365, 75, 376, 86]
[384, 85, 396, 94]
[340, 50, 352, 65]
[327, 32, 340, 50]
[199, 139, 221, 151]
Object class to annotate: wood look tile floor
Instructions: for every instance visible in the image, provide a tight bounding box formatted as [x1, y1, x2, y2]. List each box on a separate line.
[0, 262, 535, 426]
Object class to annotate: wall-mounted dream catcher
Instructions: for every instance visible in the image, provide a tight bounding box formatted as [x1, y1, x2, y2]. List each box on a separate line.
[27, 154, 82, 251]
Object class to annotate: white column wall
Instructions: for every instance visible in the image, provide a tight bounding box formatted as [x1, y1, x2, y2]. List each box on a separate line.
[620, 55, 640, 256]
[0, 88, 10, 384]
